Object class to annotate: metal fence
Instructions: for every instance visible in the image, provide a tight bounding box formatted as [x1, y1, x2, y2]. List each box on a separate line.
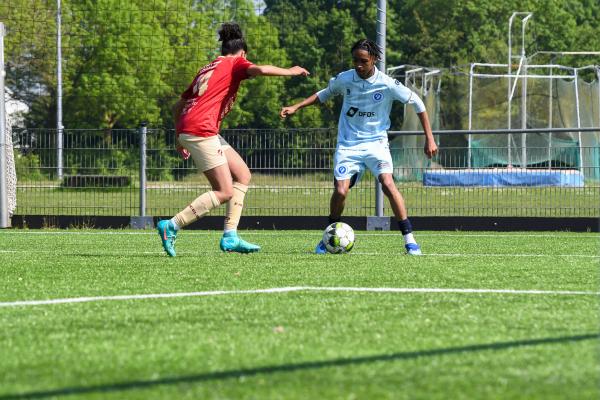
[11, 127, 600, 219]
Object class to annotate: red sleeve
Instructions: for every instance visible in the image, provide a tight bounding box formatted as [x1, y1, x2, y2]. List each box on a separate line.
[233, 57, 255, 81]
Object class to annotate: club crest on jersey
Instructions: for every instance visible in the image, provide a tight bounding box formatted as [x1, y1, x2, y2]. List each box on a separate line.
[372, 91, 384, 102]
[394, 79, 401, 85]
[337, 165, 347, 175]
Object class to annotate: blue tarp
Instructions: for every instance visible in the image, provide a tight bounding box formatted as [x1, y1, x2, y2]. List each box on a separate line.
[423, 169, 585, 187]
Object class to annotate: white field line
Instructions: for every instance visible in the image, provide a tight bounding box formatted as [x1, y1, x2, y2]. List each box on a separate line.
[397, 253, 599, 258]
[1, 286, 598, 308]
[0, 249, 597, 258]
[0, 231, 597, 239]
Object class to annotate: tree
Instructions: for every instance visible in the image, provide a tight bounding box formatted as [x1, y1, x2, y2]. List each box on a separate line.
[1, 0, 60, 128]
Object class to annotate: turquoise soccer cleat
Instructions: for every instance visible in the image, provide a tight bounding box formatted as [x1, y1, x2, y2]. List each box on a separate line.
[405, 243, 422, 256]
[315, 240, 327, 254]
[157, 220, 177, 257]
[220, 232, 260, 253]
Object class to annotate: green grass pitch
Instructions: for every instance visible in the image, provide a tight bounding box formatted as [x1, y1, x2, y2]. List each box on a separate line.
[0, 229, 598, 399]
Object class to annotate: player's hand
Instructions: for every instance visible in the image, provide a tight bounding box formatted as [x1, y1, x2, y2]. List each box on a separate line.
[280, 106, 297, 119]
[176, 144, 190, 160]
[424, 139, 438, 159]
[289, 66, 309, 77]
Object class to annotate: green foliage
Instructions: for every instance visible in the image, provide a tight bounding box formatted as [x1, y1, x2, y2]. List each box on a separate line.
[4, 0, 599, 130]
[1, 0, 59, 128]
[64, 0, 181, 129]
[3, 0, 599, 177]
[223, 3, 291, 129]
[13, 151, 44, 181]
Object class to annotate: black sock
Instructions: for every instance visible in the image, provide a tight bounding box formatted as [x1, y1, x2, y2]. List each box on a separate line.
[397, 218, 413, 235]
[328, 216, 341, 225]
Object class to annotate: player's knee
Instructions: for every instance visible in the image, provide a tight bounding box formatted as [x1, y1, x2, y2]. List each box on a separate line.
[240, 171, 251, 185]
[380, 176, 396, 193]
[231, 172, 251, 186]
[335, 186, 349, 199]
[216, 189, 233, 203]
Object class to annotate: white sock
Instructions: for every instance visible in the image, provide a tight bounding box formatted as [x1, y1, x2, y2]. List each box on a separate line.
[169, 217, 180, 231]
[224, 229, 237, 236]
[403, 233, 416, 245]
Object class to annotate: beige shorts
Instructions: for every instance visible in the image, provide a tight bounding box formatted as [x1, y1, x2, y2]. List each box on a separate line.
[178, 133, 232, 172]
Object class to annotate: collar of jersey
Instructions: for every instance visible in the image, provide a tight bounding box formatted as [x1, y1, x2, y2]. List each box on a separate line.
[353, 67, 379, 83]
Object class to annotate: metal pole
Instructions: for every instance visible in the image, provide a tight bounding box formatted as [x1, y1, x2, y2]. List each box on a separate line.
[574, 70, 583, 172]
[56, 0, 63, 180]
[597, 67, 600, 181]
[375, 0, 386, 218]
[139, 123, 147, 217]
[520, 14, 532, 169]
[597, 68, 600, 132]
[521, 61, 527, 168]
[468, 64, 473, 169]
[548, 66, 553, 170]
[0, 23, 8, 228]
[508, 14, 515, 166]
[507, 12, 532, 167]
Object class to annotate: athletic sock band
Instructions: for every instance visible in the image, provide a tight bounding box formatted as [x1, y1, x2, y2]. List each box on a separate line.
[173, 191, 221, 228]
[224, 182, 248, 231]
[328, 216, 341, 225]
[398, 218, 413, 235]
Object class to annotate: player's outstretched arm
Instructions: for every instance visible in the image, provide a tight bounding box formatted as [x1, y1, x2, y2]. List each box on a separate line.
[417, 111, 438, 159]
[280, 93, 320, 118]
[247, 65, 309, 77]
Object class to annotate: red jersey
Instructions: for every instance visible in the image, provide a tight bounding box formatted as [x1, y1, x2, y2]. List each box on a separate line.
[176, 56, 254, 137]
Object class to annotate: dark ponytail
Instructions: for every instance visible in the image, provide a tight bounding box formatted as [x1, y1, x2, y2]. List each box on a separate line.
[218, 23, 248, 55]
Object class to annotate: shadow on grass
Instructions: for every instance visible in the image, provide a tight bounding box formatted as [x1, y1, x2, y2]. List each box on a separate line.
[2, 333, 597, 399]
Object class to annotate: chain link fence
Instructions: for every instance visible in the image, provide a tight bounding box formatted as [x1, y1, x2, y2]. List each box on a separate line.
[10, 127, 600, 218]
[2, 2, 599, 225]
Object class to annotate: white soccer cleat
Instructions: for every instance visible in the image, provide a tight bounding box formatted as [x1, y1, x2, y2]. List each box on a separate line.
[405, 243, 422, 256]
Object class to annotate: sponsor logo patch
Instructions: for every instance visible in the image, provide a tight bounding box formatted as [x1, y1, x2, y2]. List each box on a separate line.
[346, 107, 375, 118]
[337, 165, 347, 175]
[346, 107, 359, 117]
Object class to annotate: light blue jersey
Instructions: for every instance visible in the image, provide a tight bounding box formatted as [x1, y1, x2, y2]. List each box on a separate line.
[317, 67, 425, 148]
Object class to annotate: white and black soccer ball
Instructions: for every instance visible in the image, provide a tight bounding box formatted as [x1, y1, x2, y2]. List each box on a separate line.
[322, 222, 355, 254]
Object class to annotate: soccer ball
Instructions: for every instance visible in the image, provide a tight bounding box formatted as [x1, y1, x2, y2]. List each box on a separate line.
[322, 222, 355, 254]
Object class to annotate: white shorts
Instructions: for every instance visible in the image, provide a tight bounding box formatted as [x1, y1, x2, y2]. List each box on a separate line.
[333, 138, 393, 185]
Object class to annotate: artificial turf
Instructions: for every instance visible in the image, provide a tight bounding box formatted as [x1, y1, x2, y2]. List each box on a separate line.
[0, 230, 598, 399]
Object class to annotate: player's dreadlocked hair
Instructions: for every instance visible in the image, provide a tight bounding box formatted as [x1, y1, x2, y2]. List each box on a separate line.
[218, 22, 248, 55]
[350, 39, 382, 60]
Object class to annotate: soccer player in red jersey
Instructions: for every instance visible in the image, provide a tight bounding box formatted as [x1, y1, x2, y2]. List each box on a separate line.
[157, 23, 309, 256]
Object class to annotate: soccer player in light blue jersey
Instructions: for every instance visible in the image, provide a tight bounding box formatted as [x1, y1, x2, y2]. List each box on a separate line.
[281, 39, 438, 255]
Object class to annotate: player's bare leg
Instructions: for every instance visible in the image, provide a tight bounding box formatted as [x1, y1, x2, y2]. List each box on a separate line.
[330, 178, 351, 220]
[157, 163, 230, 257]
[219, 146, 260, 253]
[379, 173, 421, 255]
